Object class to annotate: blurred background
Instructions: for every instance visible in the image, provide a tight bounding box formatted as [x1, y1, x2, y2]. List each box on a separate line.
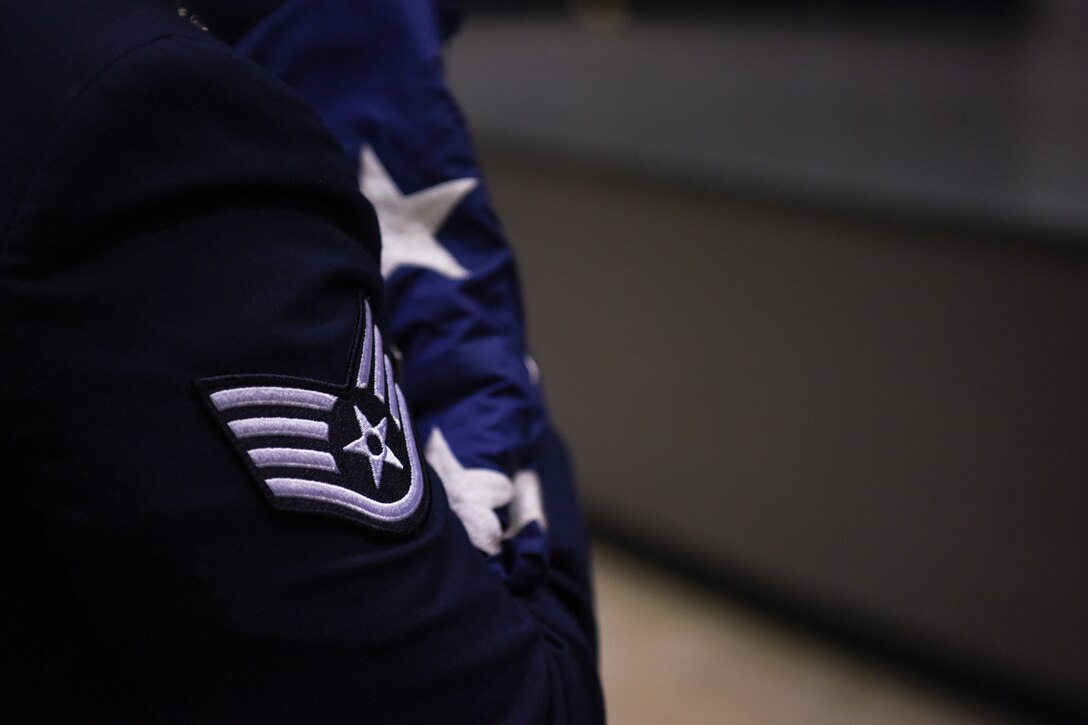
[448, 1, 1088, 722]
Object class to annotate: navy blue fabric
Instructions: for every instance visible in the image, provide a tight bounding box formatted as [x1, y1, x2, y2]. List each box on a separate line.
[0, 1, 602, 722]
[234, 0, 563, 591]
[236, 0, 548, 477]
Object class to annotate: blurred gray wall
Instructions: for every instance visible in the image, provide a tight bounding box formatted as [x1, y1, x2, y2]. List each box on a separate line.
[449, 4, 1088, 713]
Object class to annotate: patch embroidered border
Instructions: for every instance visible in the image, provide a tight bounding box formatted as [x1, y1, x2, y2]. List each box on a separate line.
[195, 298, 430, 536]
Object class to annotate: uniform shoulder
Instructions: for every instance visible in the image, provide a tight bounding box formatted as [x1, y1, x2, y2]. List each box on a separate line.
[0, 0, 219, 244]
[0, 0, 377, 265]
[2, 0, 205, 91]
[0, 0, 215, 141]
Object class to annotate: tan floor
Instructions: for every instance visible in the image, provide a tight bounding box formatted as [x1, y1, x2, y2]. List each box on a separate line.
[593, 542, 1034, 725]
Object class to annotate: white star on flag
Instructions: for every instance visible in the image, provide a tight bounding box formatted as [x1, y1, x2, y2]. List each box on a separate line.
[425, 428, 547, 555]
[358, 145, 478, 280]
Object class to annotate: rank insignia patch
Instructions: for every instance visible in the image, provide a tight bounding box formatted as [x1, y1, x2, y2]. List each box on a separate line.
[196, 300, 430, 536]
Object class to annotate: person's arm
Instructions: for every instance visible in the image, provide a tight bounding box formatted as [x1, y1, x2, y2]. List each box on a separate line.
[234, 0, 577, 590]
[1, 19, 602, 723]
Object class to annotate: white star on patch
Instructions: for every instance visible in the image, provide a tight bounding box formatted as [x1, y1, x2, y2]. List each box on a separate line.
[359, 145, 478, 280]
[343, 406, 402, 488]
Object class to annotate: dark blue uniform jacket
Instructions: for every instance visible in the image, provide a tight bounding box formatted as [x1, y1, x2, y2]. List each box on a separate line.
[0, 1, 603, 722]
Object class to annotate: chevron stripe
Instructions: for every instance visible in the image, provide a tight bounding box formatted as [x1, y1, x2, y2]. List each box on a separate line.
[383, 356, 400, 426]
[356, 300, 374, 389]
[247, 447, 339, 472]
[372, 325, 386, 403]
[228, 417, 329, 440]
[210, 386, 337, 411]
[265, 472, 419, 522]
[387, 362, 402, 428]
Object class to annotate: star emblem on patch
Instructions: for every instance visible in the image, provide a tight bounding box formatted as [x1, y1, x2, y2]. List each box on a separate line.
[343, 407, 402, 486]
[358, 145, 478, 280]
[196, 300, 430, 536]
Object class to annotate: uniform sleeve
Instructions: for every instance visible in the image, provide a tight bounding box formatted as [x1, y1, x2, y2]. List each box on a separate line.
[0, 32, 602, 724]
[236, 0, 547, 475]
[233, 0, 585, 592]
